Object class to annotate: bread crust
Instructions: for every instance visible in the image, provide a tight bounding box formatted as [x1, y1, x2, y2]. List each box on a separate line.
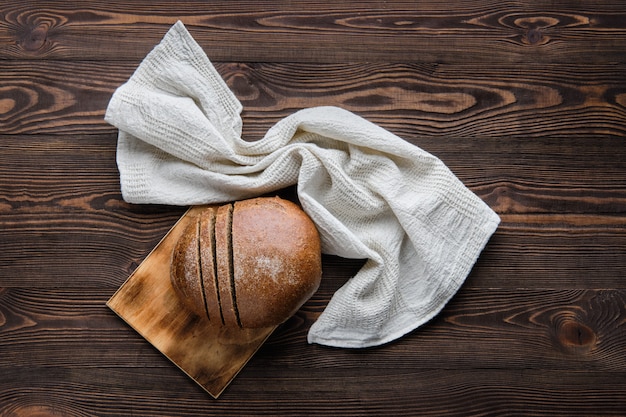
[232, 197, 322, 328]
[170, 218, 206, 318]
[170, 197, 322, 329]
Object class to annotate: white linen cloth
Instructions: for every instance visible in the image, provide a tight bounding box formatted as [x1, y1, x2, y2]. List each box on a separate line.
[105, 21, 500, 348]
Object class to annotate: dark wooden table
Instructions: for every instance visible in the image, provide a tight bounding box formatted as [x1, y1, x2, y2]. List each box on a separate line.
[1, 1, 625, 415]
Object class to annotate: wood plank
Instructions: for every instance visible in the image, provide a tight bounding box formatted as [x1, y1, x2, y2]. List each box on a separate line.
[106, 205, 277, 398]
[0, 134, 624, 288]
[2, 216, 624, 289]
[2, 288, 624, 371]
[1, 366, 624, 415]
[1, 1, 625, 63]
[2, 61, 626, 137]
[1, 1, 624, 413]
[468, 215, 626, 288]
[1, 135, 624, 214]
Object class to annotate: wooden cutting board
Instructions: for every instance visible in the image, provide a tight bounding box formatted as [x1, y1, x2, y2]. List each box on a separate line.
[107, 206, 277, 398]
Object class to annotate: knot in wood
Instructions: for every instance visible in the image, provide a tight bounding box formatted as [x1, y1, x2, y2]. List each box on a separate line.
[19, 25, 48, 51]
[554, 314, 597, 352]
[527, 28, 543, 45]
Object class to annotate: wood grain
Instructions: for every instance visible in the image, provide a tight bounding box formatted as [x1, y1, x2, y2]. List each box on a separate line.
[1, 1, 625, 63]
[1, 134, 623, 289]
[1, 61, 625, 137]
[1, 0, 625, 414]
[106, 206, 277, 398]
[2, 288, 624, 371]
[1, 214, 624, 289]
[1, 367, 625, 416]
[1, 365, 624, 416]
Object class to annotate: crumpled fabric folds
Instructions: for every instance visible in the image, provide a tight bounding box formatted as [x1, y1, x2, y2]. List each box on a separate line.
[105, 21, 500, 348]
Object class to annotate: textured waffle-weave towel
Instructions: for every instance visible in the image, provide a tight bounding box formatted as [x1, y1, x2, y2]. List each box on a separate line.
[105, 21, 500, 348]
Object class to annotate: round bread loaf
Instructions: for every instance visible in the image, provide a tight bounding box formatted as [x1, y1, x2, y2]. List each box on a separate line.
[170, 196, 322, 328]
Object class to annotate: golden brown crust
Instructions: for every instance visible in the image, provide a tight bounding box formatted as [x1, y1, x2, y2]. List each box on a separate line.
[232, 197, 322, 328]
[170, 217, 206, 319]
[170, 197, 322, 329]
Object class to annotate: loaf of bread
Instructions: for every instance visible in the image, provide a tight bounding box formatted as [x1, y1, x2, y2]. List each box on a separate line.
[170, 196, 322, 328]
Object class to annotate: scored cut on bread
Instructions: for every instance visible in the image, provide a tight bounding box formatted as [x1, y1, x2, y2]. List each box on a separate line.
[215, 203, 240, 328]
[170, 197, 322, 329]
[199, 207, 223, 324]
